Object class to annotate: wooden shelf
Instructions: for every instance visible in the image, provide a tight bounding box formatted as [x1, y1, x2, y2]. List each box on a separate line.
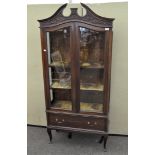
[52, 100, 72, 110]
[50, 82, 104, 91]
[51, 100, 103, 113]
[50, 82, 71, 89]
[80, 84, 104, 91]
[48, 63, 104, 69]
[80, 63, 104, 69]
[48, 63, 70, 68]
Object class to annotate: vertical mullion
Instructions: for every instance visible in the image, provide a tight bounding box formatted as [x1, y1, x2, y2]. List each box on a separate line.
[71, 23, 80, 113]
[75, 23, 80, 113]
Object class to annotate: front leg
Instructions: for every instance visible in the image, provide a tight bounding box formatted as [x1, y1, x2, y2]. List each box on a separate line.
[47, 128, 52, 143]
[98, 136, 104, 143]
[103, 135, 108, 151]
[68, 132, 72, 139]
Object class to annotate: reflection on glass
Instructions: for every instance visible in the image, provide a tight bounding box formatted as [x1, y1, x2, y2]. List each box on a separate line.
[47, 27, 72, 111]
[51, 50, 71, 87]
[79, 27, 105, 68]
[51, 100, 72, 110]
[79, 27, 105, 113]
[50, 101, 103, 113]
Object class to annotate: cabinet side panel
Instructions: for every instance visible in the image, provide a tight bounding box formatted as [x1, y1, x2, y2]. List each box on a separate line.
[103, 31, 113, 115]
[107, 31, 113, 114]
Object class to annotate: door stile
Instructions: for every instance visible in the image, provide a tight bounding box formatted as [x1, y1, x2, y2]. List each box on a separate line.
[40, 29, 51, 109]
[71, 23, 80, 113]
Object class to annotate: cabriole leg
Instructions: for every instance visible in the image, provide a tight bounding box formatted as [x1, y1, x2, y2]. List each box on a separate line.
[47, 128, 52, 143]
[68, 132, 72, 139]
[98, 136, 104, 143]
[103, 135, 108, 152]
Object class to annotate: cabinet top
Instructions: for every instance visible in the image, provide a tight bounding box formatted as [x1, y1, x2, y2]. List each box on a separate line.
[38, 3, 115, 28]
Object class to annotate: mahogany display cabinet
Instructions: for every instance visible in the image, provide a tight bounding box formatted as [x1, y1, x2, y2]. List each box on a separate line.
[38, 3, 114, 150]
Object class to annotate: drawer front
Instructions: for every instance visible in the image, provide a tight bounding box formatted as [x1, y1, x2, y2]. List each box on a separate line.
[47, 113, 107, 131]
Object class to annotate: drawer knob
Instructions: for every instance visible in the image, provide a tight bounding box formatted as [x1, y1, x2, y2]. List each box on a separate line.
[55, 118, 58, 121]
[43, 49, 46, 52]
[94, 122, 97, 125]
[62, 119, 64, 122]
[88, 121, 90, 124]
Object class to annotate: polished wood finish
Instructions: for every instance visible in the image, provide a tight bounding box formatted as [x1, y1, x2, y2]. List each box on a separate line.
[47, 128, 52, 143]
[47, 113, 107, 131]
[68, 132, 72, 139]
[38, 3, 114, 28]
[38, 3, 114, 150]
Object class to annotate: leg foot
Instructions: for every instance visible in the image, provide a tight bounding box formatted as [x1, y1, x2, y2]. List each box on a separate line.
[47, 128, 52, 143]
[68, 132, 72, 139]
[103, 135, 108, 150]
[103, 148, 107, 152]
[98, 136, 104, 144]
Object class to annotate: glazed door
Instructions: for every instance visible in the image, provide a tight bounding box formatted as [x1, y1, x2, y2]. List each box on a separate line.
[45, 25, 75, 111]
[42, 23, 112, 114]
[76, 23, 111, 114]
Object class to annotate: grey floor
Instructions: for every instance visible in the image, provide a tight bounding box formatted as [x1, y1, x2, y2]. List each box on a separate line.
[27, 126, 128, 155]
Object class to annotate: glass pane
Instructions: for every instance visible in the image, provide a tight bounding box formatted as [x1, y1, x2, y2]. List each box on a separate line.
[79, 27, 105, 113]
[47, 27, 72, 111]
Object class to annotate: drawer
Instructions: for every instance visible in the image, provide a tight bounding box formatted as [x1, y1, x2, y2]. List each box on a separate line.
[47, 113, 107, 131]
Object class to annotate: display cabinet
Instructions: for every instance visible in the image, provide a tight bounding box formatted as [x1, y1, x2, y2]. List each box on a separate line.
[38, 3, 114, 151]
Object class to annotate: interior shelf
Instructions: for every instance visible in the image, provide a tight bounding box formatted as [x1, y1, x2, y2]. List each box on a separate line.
[48, 62, 104, 69]
[51, 100, 103, 113]
[80, 102, 103, 113]
[50, 81, 71, 89]
[51, 100, 72, 110]
[48, 62, 70, 68]
[80, 62, 104, 69]
[50, 82, 104, 91]
[80, 84, 104, 91]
